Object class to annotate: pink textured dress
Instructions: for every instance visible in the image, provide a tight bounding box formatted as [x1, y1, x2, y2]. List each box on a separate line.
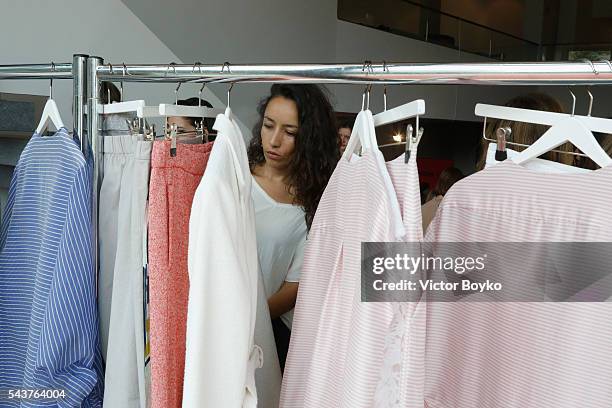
[423, 160, 612, 407]
[281, 110, 420, 407]
[148, 141, 213, 408]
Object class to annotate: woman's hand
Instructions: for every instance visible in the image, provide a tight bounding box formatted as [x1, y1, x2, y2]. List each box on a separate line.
[268, 281, 299, 319]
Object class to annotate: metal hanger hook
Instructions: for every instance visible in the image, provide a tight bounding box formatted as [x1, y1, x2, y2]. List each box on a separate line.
[198, 82, 206, 107]
[569, 88, 576, 116]
[192, 61, 202, 82]
[381, 61, 389, 111]
[165, 62, 177, 78]
[175, 82, 182, 105]
[383, 85, 388, 112]
[50, 61, 55, 99]
[362, 84, 372, 110]
[581, 58, 598, 75]
[221, 61, 232, 74]
[361, 59, 373, 74]
[587, 89, 594, 116]
[227, 82, 235, 108]
[107, 63, 114, 103]
[121, 63, 126, 102]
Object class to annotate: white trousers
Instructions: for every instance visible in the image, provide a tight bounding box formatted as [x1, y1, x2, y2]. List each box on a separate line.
[98, 135, 152, 408]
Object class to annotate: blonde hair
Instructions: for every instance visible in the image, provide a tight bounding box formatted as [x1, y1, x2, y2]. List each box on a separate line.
[476, 93, 574, 170]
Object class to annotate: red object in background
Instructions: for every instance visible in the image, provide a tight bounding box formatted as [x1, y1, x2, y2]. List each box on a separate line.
[417, 158, 454, 191]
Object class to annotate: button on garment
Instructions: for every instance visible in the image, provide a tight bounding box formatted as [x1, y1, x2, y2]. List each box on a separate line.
[280, 110, 405, 408]
[148, 140, 213, 408]
[183, 108, 281, 408]
[0, 129, 103, 407]
[423, 160, 612, 407]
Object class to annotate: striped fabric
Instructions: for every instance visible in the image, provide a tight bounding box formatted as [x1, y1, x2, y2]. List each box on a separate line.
[0, 129, 103, 407]
[280, 111, 406, 407]
[374, 144, 426, 408]
[423, 160, 612, 407]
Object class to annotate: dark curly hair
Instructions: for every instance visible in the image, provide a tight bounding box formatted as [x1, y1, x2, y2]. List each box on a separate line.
[248, 84, 340, 230]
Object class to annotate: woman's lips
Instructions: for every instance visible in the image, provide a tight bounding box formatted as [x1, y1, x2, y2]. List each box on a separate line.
[266, 151, 282, 160]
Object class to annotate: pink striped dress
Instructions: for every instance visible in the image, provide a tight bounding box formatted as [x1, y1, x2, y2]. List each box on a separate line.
[423, 160, 612, 407]
[281, 110, 421, 407]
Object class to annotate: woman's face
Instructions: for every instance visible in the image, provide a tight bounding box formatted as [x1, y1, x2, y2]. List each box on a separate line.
[338, 127, 351, 153]
[261, 96, 299, 171]
[167, 116, 196, 134]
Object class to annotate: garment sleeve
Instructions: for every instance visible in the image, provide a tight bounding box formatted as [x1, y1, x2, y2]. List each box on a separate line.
[285, 232, 307, 283]
[37, 163, 102, 407]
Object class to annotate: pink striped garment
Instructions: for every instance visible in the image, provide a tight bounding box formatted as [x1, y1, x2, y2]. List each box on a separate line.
[423, 160, 612, 408]
[374, 144, 427, 408]
[281, 110, 421, 407]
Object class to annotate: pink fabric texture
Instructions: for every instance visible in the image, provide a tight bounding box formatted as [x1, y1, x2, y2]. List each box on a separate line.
[374, 147, 427, 408]
[148, 141, 213, 408]
[281, 110, 417, 407]
[423, 161, 612, 408]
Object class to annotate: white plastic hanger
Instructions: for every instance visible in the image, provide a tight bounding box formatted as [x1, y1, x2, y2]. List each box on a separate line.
[158, 104, 222, 118]
[475, 90, 612, 168]
[373, 99, 426, 127]
[371, 84, 426, 161]
[160, 79, 223, 119]
[36, 66, 64, 134]
[36, 99, 64, 134]
[101, 99, 146, 115]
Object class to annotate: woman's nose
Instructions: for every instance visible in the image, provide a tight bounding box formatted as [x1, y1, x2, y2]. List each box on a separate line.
[270, 130, 282, 147]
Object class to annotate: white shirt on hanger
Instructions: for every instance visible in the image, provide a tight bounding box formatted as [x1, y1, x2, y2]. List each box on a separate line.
[251, 176, 307, 329]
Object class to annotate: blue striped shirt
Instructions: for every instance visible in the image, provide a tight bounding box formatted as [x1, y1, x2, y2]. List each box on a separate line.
[0, 129, 103, 407]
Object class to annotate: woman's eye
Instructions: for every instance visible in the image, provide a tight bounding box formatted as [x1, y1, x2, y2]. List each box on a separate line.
[286, 132, 297, 137]
[263, 124, 273, 129]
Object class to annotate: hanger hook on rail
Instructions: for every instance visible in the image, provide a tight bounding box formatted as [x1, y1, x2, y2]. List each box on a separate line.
[165, 62, 177, 78]
[49, 61, 57, 100]
[382, 60, 389, 111]
[227, 82, 235, 108]
[361, 60, 373, 111]
[121, 63, 127, 102]
[569, 88, 576, 116]
[587, 89, 594, 117]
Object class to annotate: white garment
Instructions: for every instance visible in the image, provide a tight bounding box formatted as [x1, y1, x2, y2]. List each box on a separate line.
[99, 135, 151, 408]
[183, 108, 281, 408]
[252, 177, 307, 329]
[486, 143, 590, 173]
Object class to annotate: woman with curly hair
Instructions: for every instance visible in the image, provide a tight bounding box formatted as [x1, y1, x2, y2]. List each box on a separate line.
[248, 84, 339, 371]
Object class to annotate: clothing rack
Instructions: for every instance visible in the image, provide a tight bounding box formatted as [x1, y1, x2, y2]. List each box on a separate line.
[85, 56, 612, 283]
[5, 55, 612, 276]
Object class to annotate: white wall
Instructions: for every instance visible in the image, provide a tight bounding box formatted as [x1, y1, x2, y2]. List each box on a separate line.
[0, 0, 225, 129]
